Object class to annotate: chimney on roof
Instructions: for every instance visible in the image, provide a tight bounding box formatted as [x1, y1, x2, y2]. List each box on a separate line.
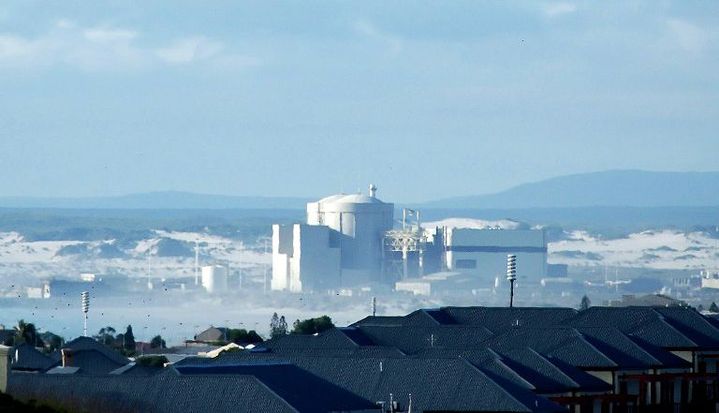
[61, 348, 73, 367]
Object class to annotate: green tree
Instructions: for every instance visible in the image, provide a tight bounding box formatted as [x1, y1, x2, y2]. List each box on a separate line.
[710, 302, 719, 313]
[228, 329, 263, 345]
[292, 315, 334, 335]
[123, 325, 136, 351]
[150, 335, 166, 349]
[95, 326, 116, 346]
[580, 295, 591, 311]
[136, 355, 168, 367]
[14, 320, 43, 347]
[40, 332, 64, 353]
[270, 313, 288, 339]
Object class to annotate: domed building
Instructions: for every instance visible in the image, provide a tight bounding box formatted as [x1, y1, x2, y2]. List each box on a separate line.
[272, 185, 394, 292]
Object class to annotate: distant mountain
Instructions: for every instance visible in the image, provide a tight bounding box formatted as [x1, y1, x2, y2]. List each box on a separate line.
[0, 191, 310, 209]
[424, 170, 719, 208]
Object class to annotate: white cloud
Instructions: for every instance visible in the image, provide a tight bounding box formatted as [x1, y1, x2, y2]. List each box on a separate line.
[155, 36, 223, 64]
[83, 28, 138, 43]
[542, 2, 577, 18]
[353, 19, 403, 54]
[666, 19, 710, 54]
[0, 21, 252, 72]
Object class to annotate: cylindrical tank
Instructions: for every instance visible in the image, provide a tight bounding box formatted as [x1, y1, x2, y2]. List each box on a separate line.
[306, 185, 394, 274]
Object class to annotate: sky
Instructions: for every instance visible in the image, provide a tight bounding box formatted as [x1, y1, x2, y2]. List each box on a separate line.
[0, 1, 717, 202]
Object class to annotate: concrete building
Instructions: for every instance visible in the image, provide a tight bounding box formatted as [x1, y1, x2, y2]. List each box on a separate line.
[272, 185, 547, 293]
[272, 185, 393, 292]
[201, 265, 228, 294]
[444, 228, 547, 279]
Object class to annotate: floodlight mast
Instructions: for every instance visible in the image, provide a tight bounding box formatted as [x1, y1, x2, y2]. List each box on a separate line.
[81, 291, 90, 337]
[506, 254, 517, 308]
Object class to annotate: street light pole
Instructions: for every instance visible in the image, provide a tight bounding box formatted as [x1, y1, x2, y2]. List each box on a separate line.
[506, 255, 517, 308]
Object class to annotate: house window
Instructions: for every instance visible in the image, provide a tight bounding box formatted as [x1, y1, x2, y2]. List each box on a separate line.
[455, 259, 477, 269]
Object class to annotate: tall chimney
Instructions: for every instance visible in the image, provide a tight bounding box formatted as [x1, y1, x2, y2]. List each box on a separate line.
[61, 348, 73, 368]
[0, 345, 10, 393]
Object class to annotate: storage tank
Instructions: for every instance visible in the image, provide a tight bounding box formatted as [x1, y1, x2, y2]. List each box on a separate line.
[306, 185, 393, 283]
[201, 265, 228, 294]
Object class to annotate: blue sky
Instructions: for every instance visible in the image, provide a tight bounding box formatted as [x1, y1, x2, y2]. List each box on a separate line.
[0, 1, 717, 202]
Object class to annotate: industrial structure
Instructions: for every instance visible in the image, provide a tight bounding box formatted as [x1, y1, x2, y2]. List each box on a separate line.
[201, 265, 229, 294]
[271, 185, 547, 293]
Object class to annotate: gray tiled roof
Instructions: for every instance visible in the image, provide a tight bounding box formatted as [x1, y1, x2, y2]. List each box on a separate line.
[483, 327, 618, 369]
[357, 325, 493, 354]
[53, 336, 130, 366]
[178, 354, 563, 412]
[563, 307, 697, 348]
[441, 307, 578, 333]
[11, 343, 56, 372]
[8, 370, 300, 413]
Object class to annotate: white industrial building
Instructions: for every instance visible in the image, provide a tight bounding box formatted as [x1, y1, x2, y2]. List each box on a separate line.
[444, 228, 547, 279]
[201, 265, 229, 294]
[271, 185, 547, 293]
[272, 185, 393, 292]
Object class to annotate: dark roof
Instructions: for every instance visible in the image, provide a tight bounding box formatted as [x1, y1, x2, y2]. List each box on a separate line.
[64, 349, 129, 375]
[179, 355, 562, 412]
[357, 325, 493, 354]
[262, 328, 364, 352]
[441, 307, 578, 333]
[109, 362, 164, 376]
[176, 363, 376, 412]
[654, 307, 719, 348]
[483, 327, 617, 369]
[563, 307, 697, 348]
[11, 343, 56, 372]
[54, 336, 130, 366]
[626, 336, 692, 369]
[351, 309, 445, 328]
[7, 370, 299, 413]
[576, 327, 662, 369]
[564, 306, 719, 350]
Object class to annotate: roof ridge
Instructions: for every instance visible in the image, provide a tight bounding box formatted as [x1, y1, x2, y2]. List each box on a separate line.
[574, 334, 618, 368]
[466, 360, 537, 413]
[650, 309, 700, 347]
[524, 347, 581, 389]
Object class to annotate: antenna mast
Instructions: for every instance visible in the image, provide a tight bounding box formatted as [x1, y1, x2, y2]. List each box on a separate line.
[81, 291, 90, 337]
[507, 254, 517, 308]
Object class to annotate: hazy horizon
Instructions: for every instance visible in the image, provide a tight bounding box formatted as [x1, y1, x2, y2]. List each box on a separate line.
[1, 1, 718, 201]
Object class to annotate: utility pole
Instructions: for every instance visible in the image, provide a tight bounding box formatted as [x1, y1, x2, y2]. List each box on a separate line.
[506, 254, 517, 308]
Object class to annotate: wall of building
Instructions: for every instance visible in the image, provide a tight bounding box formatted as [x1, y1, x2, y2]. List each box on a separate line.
[272, 224, 341, 292]
[201, 265, 228, 294]
[290, 224, 341, 292]
[445, 228, 547, 279]
[271, 224, 293, 291]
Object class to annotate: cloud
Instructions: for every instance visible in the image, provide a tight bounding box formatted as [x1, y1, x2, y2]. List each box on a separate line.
[542, 2, 577, 18]
[155, 36, 223, 64]
[0, 20, 253, 72]
[353, 19, 403, 54]
[666, 19, 710, 54]
[83, 28, 138, 43]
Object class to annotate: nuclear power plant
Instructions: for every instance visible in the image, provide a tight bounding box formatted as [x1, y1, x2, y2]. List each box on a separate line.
[271, 185, 547, 293]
